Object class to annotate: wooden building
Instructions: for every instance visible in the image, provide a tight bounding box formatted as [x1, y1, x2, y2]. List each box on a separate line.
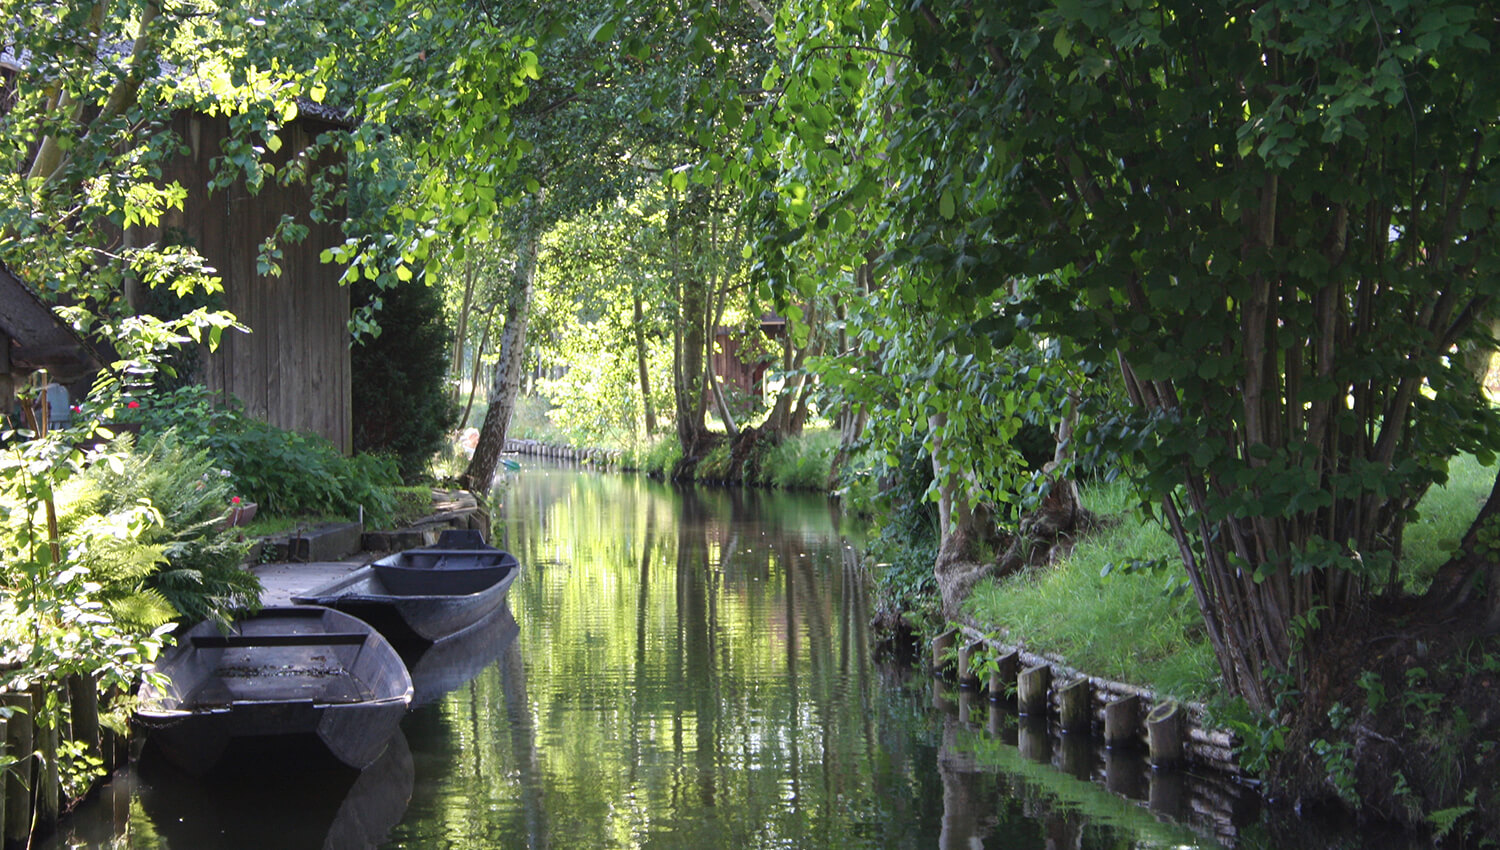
[712, 314, 787, 398]
[147, 106, 354, 452]
[0, 264, 101, 423]
[4, 46, 354, 452]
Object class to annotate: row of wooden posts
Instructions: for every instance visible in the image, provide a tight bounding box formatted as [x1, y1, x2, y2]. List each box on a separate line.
[933, 628, 1240, 775]
[502, 439, 622, 467]
[0, 675, 127, 847]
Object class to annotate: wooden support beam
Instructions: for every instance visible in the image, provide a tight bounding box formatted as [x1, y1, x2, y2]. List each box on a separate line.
[3, 691, 33, 848]
[1058, 678, 1092, 733]
[68, 675, 101, 766]
[1147, 700, 1185, 769]
[957, 640, 984, 688]
[986, 650, 1018, 702]
[1017, 664, 1051, 716]
[33, 684, 58, 831]
[1104, 694, 1141, 749]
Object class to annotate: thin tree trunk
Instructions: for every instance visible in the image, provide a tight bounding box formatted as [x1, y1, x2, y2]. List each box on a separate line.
[458, 302, 499, 430]
[672, 190, 710, 459]
[450, 254, 478, 406]
[462, 200, 543, 491]
[632, 290, 656, 434]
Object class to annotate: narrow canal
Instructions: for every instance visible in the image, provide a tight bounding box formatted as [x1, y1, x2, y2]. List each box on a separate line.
[46, 465, 1423, 849]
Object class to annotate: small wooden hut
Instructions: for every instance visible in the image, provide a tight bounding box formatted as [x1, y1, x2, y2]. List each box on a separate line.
[0, 264, 101, 421]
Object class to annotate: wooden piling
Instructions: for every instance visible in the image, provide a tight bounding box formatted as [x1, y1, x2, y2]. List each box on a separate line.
[67, 675, 101, 765]
[957, 641, 984, 689]
[1147, 701, 1185, 769]
[1017, 664, 1052, 716]
[33, 684, 58, 831]
[1104, 695, 1141, 748]
[1058, 679, 1092, 733]
[986, 651, 1018, 701]
[3, 691, 33, 849]
[931, 629, 957, 678]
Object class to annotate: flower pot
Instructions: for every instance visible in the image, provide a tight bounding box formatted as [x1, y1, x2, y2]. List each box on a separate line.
[224, 502, 259, 529]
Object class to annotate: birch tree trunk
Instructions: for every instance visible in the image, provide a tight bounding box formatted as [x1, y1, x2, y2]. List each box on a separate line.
[461, 202, 543, 491]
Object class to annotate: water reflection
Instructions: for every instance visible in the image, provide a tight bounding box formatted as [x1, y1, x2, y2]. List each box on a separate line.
[43, 731, 413, 850]
[45, 466, 1427, 849]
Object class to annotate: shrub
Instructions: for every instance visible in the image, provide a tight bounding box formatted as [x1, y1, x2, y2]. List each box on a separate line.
[697, 441, 733, 480]
[351, 274, 457, 480]
[131, 386, 401, 525]
[640, 435, 682, 477]
[764, 429, 838, 491]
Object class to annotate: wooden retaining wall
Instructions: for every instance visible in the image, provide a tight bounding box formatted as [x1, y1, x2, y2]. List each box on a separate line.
[502, 439, 623, 468]
[938, 689, 1257, 847]
[0, 675, 128, 847]
[933, 627, 1241, 775]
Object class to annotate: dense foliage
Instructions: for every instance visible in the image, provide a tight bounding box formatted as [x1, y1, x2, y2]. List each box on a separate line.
[351, 274, 457, 479]
[132, 387, 401, 523]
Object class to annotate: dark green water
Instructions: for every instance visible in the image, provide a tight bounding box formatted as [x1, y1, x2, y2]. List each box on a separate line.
[45, 465, 1419, 849]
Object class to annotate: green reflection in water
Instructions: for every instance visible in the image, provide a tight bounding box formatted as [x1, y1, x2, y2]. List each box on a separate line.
[382, 468, 1221, 850]
[45, 466, 1295, 850]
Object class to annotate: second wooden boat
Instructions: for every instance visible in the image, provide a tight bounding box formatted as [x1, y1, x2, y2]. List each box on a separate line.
[135, 606, 413, 773]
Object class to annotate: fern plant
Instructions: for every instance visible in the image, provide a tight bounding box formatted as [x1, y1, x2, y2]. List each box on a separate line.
[79, 430, 259, 628]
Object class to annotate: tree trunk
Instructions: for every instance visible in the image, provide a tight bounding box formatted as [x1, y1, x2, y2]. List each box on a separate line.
[458, 303, 499, 430]
[1424, 469, 1500, 628]
[461, 203, 543, 491]
[671, 191, 711, 461]
[450, 254, 478, 406]
[632, 290, 656, 435]
[826, 402, 867, 492]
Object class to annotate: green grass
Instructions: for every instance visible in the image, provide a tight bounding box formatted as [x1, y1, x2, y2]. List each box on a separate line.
[965, 478, 1220, 703]
[763, 428, 838, 490]
[236, 513, 352, 538]
[964, 455, 1498, 704]
[1399, 452, 1495, 592]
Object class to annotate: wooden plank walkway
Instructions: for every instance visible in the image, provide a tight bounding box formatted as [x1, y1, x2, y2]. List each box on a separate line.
[251, 558, 368, 606]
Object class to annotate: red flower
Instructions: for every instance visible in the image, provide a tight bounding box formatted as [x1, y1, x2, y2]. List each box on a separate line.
[126, 400, 140, 409]
[231, 496, 241, 505]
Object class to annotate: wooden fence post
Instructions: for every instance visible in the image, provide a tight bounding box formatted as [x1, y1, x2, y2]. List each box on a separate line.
[986, 650, 1018, 701]
[32, 683, 58, 832]
[1104, 695, 1141, 749]
[1147, 701, 1184, 769]
[931, 629, 957, 678]
[3, 691, 33, 849]
[1058, 679, 1092, 733]
[1017, 664, 1052, 716]
[67, 675, 101, 766]
[957, 641, 984, 689]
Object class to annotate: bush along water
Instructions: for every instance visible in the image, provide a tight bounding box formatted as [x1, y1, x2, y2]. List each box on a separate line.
[128, 386, 401, 525]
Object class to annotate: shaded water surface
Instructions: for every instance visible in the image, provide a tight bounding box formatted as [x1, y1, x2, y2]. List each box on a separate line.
[48, 466, 1421, 849]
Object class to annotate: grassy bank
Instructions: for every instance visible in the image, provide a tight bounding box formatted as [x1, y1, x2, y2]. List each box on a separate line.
[963, 454, 1495, 706]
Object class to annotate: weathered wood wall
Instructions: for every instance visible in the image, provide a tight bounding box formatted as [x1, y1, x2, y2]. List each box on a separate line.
[153, 111, 352, 453]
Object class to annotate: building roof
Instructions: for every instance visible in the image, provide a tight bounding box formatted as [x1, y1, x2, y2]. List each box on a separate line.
[0, 265, 102, 381]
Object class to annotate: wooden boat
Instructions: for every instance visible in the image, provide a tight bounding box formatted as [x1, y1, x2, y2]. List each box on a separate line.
[135, 606, 413, 773]
[292, 532, 520, 643]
